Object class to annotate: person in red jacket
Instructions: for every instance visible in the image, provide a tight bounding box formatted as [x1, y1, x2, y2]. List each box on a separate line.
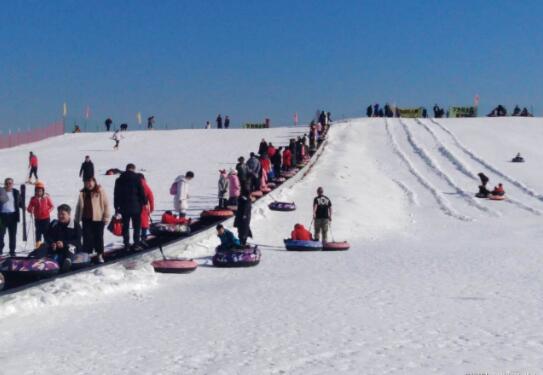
[28, 151, 39, 183]
[26, 180, 54, 247]
[267, 143, 277, 159]
[291, 223, 312, 240]
[138, 174, 155, 242]
[282, 148, 292, 170]
[161, 211, 190, 225]
[491, 183, 505, 196]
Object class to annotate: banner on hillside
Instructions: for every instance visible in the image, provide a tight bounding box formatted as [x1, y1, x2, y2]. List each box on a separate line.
[398, 108, 423, 118]
[244, 123, 268, 129]
[448, 106, 477, 118]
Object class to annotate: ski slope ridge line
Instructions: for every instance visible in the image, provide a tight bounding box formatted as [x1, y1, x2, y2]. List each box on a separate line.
[398, 119, 497, 216]
[430, 119, 543, 203]
[384, 119, 471, 221]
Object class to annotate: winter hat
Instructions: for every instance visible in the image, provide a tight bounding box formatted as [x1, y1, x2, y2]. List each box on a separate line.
[34, 180, 45, 190]
[219, 169, 226, 174]
[229, 168, 237, 175]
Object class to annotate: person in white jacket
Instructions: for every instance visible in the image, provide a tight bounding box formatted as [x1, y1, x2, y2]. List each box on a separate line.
[173, 171, 194, 216]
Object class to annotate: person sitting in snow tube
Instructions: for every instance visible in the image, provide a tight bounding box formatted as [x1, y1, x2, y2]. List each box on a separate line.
[105, 168, 123, 176]
[161, 210, 190, 225]
[512, 153, 525, 163]
[491, 183, 505, 197]
[291, 224, 312, 241]
[216, 224, 241, 251]
[28, 204, 82, 272]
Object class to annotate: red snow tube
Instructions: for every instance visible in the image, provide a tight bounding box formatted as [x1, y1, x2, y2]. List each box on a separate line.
[267, 182, 277, 189]
[251, 190, 263, 198]
[489, 195, 506, 201]
[261, 187, 272, 193]
[322, 241, 351, 251]
[152, 259, 198, 274]
[200, 209, 234, 218]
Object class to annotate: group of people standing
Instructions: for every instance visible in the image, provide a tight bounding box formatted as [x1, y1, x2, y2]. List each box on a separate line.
[206, 114, 231, 129]
[103, 116, 155, 132]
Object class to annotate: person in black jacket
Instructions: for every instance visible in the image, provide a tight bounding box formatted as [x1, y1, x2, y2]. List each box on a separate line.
[114, 163, 147, 250]
[224, 116, 230, 129]
[258, 139, 268, 157]
[234, 189, 252, 246]
[105, 118, 112, 131]
[79, 155, 94, 181]
[0, 178, 23, 256]
[271, 146, 282, 178]
[29, 204, 82, 272]
[216, 114, 223, 129]
[366, 105, 373, 117]
[236, 157, 250, 193]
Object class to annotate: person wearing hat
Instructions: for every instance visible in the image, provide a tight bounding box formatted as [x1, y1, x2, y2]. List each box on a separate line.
[217, 169, 229, 209]
[79, 155, 95, 181]
[228, 169, 240, 207]
[172, 171, 194, 217]
[26, 181, 54, 248]
[0, 178, 23, 256]
[30, 204, 82, 272]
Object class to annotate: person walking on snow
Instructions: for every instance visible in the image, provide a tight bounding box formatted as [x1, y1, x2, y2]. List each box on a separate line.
[217, 169, 229, 209]
[28, 151, 39, 183]
[0, 178, 22, 256]
[313, 187, 332, 242]
[173, 171, 194, 216]
[74, 177, 110, 263]
[114, 164, 147, 251]
[147, 116, 155, 129]
[111, 130, 123, 150]
[26, 181, 54, 248]
[79, 155, 95, 181]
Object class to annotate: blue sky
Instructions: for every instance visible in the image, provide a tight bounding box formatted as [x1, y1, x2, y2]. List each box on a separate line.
[1, 0, 543, 130]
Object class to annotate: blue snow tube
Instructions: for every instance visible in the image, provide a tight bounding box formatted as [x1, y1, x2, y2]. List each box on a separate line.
[284, 239, 323, 251]
[268, 201, 296, 211]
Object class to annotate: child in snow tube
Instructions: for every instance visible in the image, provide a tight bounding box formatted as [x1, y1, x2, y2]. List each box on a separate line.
[491, 183, 505, 197]
[216, 224, 241, 251]
[291, 224, 312, 241]
[512, 153, 525, 163]
[162, 211, 190, 225]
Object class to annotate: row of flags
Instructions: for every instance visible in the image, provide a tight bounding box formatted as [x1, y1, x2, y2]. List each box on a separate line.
[62, 103, 144, 124]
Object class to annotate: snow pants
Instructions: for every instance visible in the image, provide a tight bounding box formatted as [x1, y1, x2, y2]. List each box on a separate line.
[314, 218, 329, 242]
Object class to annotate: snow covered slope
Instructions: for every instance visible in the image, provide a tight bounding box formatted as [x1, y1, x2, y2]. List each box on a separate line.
[1, 119, 543, 374]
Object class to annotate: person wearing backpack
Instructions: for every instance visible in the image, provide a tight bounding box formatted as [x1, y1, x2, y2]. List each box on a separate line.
[172, 171, 194, 216]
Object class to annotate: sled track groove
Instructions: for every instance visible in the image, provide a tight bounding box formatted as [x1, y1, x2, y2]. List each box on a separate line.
[391, 178, 419, 206]
[384, 119, 471, 221]
[429, 119, 543, 203]
[414, 119, 478, 181]
[398, 119, 496, 216]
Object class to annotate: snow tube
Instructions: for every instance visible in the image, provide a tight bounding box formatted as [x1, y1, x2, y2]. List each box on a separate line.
[72, 253, 91, 269]
[150, 222, 191, 236]
[261, 187, 272, 194]
[0, 257, 59, 279]
[296, 163, 306, 169]
[251, 190, 263, 198]
[323, 241, 350, 251]
[512, 157, 525, 163]
[284, 239, 323, 251]
[475, 192, 489, 199]
[226, 205, 238, 212]
[152, 259, 198, 274]
[489, 195, 506, 201]
[105, 168, 122, 176]
[273, 177, 286, 183]
[267, 182, 277, 189]
[200, 209, 234, 219]
[212, 246, 261, 267]
[281, 170, 298, 178]
[268, 201, 296, 211]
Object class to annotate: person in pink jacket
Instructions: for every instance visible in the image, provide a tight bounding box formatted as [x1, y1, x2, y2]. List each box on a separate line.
[228, 169, 240, 207]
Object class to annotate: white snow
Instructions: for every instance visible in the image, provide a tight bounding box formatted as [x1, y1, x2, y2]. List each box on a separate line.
[1, 119, 543, 374]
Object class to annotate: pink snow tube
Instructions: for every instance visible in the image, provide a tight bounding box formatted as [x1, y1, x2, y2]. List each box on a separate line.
[261, 186, 272, 194]
[251, 190, 263, 198]
[200, 209, 234, 218]
[322, 241, 351, 251]
[489, 195, 506, 201]
[152, 259, 198, 274]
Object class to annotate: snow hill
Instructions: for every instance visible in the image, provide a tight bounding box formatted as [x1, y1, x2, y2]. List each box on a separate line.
[1, 118, 543, 374]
